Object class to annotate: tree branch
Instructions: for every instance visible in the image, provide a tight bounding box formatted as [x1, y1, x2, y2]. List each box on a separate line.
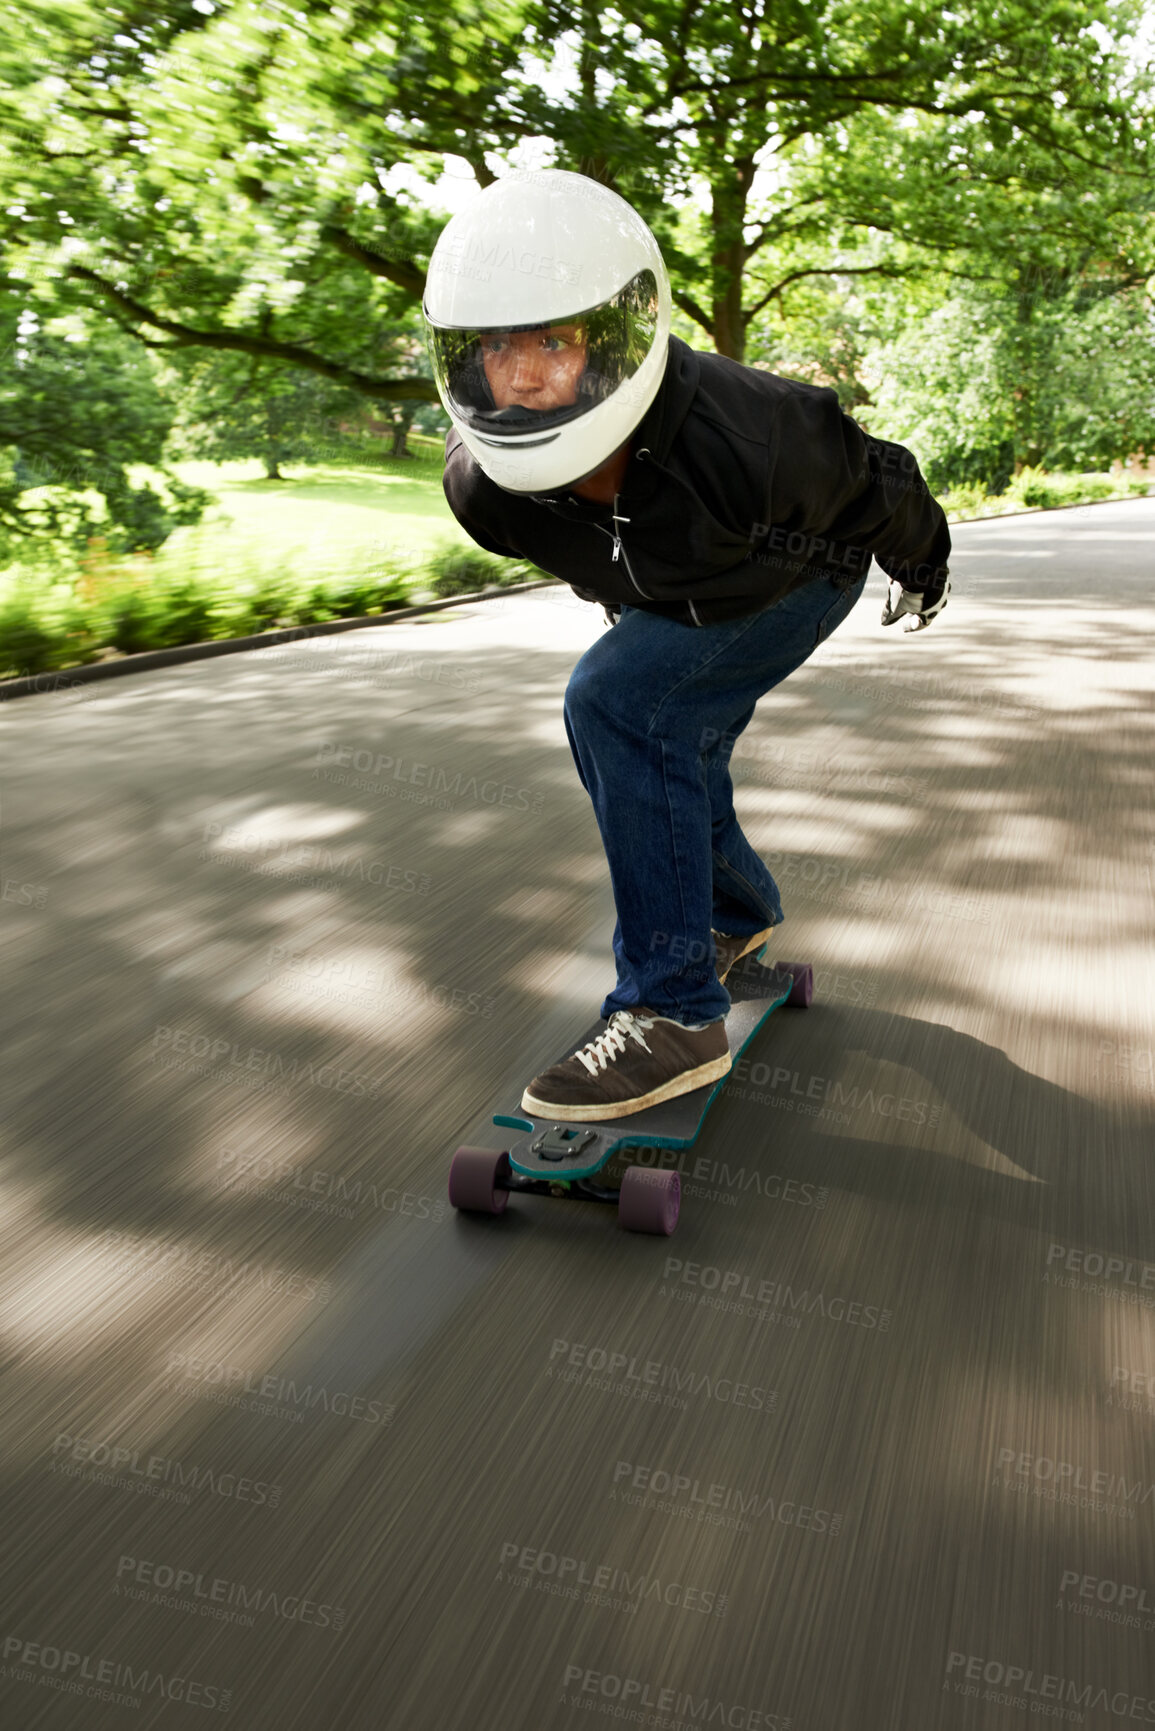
[64, 264, 438, 403]
[741, 196, 827, 260]
[672, 287, 713, 333]
[318, 222, 427, 296]
[744, 262, 906, 322]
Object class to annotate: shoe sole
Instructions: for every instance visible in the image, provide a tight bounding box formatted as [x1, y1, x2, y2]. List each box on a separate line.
[717, 934, 771, 983]
[521, 1052, 732, 1122]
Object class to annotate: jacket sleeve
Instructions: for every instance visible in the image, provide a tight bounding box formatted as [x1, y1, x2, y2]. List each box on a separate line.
[442, 431, 524, 560]
[773, 390, 951, 593]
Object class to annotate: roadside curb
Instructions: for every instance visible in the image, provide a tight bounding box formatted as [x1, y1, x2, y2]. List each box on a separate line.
[0, 578, 560, 703]
[3, 492, 1150, 702]
[946, 489, 1153, 528]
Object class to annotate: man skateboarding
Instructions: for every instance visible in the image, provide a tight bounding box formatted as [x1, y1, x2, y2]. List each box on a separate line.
[422, 170, 951, 1125]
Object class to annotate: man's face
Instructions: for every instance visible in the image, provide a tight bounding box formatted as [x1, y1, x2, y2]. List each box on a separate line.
[479, 323, 588, 412]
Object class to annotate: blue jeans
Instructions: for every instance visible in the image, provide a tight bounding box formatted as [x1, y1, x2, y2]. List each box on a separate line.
[563, 571, 869, 1025]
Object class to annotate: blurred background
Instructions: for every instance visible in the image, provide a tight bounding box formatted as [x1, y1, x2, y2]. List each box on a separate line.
[1, 0, 1153, 679]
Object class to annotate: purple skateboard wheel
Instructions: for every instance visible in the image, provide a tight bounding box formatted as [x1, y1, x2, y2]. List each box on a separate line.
[617, 1165, 680, 1235]
[776, 961, 814, 1008]
[448, 1146, 510, 1214]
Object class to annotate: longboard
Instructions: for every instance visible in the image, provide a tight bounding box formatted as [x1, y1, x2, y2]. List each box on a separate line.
[448, 957, 812, 1235]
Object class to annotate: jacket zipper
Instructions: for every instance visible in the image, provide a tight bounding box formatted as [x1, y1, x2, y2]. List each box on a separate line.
[628, 453, 703, 625]
[596, 492, 653, 600]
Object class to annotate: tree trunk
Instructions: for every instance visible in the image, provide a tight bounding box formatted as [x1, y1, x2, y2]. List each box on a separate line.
[708, 154, 756, 362]
[577, 3, 613, 188]
[389, 408, 414, 457]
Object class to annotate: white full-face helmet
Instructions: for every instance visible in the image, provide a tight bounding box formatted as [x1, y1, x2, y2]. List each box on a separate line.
[422, 170, 671, 494]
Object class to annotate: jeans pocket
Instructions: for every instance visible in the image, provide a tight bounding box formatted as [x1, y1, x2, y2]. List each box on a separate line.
[813, 581, 854, 648]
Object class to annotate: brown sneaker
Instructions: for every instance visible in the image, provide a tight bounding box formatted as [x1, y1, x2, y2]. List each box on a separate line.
[521, 1009, 730, 1122]
[712, 927, 775, 982]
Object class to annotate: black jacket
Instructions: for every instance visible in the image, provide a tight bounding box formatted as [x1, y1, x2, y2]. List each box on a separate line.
[442, 335, 951, 629]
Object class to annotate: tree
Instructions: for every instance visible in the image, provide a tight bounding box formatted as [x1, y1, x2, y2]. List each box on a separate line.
[2, 0, 1151, 532]
[857, 272, 1155, 488]
[0, 287, 213, 559]
[4, 0, 1148, 378]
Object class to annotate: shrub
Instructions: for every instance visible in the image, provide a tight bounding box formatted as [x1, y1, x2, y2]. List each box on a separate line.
[300, 570, 411, 621]
[422, 542, 508, 597]
[0, 595, 61, 678]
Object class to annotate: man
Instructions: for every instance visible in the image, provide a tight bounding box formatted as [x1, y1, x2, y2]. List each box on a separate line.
[422, 170, 951, 1123]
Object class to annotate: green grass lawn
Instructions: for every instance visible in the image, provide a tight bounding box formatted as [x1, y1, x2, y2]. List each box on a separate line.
[1, 440, 1148, 681]
[161, 438, 471, 576]
[0, 437, 544, 678]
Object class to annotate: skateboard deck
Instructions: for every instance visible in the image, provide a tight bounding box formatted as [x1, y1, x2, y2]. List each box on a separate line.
[448, 953, 813, 1234]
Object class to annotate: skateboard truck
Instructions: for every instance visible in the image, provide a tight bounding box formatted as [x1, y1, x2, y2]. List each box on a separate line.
[530, 1124, 601, 1163]
[447, 960, 815, 1235]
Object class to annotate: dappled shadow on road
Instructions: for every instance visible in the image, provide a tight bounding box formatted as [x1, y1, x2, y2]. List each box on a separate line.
[2, 565, 1154, 1727]
[4, 581, 1154, 1285]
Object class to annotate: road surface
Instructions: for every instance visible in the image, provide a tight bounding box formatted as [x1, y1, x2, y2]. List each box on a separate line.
[2, 497, 1153, 1729]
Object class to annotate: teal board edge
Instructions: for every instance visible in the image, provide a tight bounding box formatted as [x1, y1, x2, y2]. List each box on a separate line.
[496, 976, 794, 1180]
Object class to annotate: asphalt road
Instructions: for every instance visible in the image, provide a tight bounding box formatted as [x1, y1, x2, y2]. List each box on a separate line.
[2, 496, 1153, 1731]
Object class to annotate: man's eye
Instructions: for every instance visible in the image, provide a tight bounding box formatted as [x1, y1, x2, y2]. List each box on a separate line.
[483, 338, 507, 354]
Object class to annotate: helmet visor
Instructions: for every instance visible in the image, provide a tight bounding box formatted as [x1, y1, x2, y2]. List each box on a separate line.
[424, 270, 659, 445]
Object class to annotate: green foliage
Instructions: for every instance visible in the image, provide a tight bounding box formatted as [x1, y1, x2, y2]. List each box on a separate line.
[298, 569, 412, 620]
[422, 539, 539, 596]
[0, 589, 67, 676]
[0, 293, 215, 558]
[0, 500, 542, 676]
[1, 0, 1152, 556]
[859, 280, 1155, 489]
[1001, 469, 1148, 510]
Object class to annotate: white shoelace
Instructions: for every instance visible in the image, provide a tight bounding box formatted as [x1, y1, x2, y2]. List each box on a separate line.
[574, 1011, 657, 1077]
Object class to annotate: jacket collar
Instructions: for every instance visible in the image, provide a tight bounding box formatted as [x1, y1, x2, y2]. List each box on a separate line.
[633, 335, 700, 467]
[533, 335, 701, 513]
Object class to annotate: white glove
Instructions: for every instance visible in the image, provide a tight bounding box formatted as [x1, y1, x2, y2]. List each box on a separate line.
[881, 574, 951, 632]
